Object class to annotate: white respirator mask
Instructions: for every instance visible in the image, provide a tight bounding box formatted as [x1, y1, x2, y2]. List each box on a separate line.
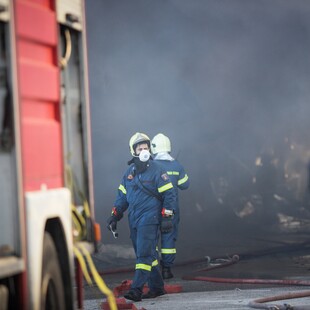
[139, 149, 150, 162]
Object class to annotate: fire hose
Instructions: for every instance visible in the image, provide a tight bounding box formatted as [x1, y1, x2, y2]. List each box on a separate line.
[97, 243, 310, 309]
[248, 291, 310, 310]
[181, 254, 310, 310]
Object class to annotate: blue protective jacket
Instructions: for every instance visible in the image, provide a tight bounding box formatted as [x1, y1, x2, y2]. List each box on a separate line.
[154, 159, 189, 210]
[154, 156, 189, 268]
[113, 160, 176, 227]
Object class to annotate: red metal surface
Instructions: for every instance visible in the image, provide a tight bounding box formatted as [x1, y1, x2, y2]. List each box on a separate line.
[14, 0, 63, 191]
[16, 0, 56, 45]
[19, 62, 59, 101]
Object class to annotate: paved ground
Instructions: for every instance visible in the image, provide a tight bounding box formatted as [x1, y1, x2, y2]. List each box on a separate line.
[84, 238, 310, 309]
[85, 287, 310, 309]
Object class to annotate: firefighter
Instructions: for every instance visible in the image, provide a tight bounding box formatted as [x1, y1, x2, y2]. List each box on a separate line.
[151, 133, 190, 279]
[107, 132, 176, 301]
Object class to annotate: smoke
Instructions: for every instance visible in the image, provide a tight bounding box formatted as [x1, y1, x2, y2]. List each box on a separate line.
[86, 0, 310, 260]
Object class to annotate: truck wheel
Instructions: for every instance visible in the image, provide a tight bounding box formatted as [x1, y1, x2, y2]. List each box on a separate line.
[41, 232, 66, 310]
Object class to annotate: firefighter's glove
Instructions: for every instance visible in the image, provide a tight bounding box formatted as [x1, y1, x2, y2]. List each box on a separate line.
[106, 207, 123, 232]
[107, 215, 118, 232]
[161, 217, 173, 234]
[161, 208, 174, 233]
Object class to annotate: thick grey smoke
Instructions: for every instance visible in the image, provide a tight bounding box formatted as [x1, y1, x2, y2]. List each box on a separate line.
[86, 0, 310, 261]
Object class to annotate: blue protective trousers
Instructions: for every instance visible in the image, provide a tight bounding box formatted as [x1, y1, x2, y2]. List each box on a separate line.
[130, 224, 164, 293]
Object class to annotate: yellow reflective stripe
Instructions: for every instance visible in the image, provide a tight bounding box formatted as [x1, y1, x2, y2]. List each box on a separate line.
[152, 259, 159, 267]
[161, 248, 177, 254]
[167, 171, 179, 176]
[136, 263, 152, 271]
[158, 182, 173, 193]
[118, 184, 126, 195]
[178, 174, 188, 186]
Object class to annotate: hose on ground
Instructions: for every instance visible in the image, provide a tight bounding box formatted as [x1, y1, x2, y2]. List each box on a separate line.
[182, 264, 310, 309]
[182, 276, 310, 286]
[248, 290, 310, 309]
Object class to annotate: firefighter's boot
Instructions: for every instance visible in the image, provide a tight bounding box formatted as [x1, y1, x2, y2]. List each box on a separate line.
[124, 289, 142, 302]
[162, 267, 173, 279]
[142, 289, 166, 299]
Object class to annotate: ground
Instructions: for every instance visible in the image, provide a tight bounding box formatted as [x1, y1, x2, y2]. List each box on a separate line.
[84, 228, 310, 309]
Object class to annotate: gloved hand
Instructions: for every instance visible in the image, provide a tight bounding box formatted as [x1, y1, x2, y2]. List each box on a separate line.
[160, 217, 173, 233]
[106, 215, 117, 232]
[106, 207, 123, 231]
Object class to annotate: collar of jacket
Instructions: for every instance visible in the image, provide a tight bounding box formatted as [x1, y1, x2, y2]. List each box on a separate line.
[154, 152, 174, 161]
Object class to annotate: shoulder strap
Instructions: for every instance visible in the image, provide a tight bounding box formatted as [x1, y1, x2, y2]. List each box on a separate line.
[137, 174, 163, 203]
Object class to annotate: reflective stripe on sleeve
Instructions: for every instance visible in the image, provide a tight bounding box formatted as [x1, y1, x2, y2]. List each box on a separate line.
[118, 184, 126, 195]
[178, 174, 188, 186]
[158, 182, 173, 193]
[167, 171, 180, 176]
[135, 263, 152, 271]
[161, 248, 177, 254]
[152, 259, 159, 267]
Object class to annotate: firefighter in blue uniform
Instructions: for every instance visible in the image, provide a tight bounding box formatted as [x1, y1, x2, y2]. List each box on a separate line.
[151, 133, 190, 279]
[107, 132, 176, 301]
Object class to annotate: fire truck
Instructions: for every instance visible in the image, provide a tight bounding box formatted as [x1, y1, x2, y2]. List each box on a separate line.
[0, 0, 108, 309]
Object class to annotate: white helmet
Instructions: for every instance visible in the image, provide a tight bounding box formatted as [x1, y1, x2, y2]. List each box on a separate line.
[129, 132, 150, 156]
[151, 133, 171, 154]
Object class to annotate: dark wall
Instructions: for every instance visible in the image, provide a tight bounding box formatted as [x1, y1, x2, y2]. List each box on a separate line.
[86, 0, 310, 260]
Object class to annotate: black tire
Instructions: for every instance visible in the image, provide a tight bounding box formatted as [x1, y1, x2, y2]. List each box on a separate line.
[40, 232, 66, 310]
